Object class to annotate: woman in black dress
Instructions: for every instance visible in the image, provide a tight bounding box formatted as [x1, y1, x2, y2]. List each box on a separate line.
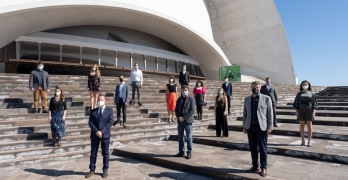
[293, 80, 318, 147]
[214, 88, 228, 138]
[48, 86, 67, 147]
[88, 64, 101, 109]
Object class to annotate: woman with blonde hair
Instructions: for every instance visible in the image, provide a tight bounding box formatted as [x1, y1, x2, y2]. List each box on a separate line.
[48, 86, 67, 147]
[166, 75, 178, 122]
[214, 88, 229, 138]
[88, 64, 101, 109]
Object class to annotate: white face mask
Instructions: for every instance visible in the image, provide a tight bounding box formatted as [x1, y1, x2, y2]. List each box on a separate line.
[225, 79, 228, 82]
[93, 67, 96, 71]
[197, 83, 201, 87]
[135, 65, 139, 69]
[170, 79, 173, 82]
[55, 92, 61, 96]
[98, 100, 105, 107]
[182, 91, 188, 97]
[302, 85, 308, 90]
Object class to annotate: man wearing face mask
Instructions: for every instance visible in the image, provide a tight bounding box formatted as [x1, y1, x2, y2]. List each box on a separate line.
[86, 95, 113, 178]
[130, 62, 143, 106]
[29, 62, 50, 114]
[242, 81, 273, 177]
[114, 75, 129, 127]
[175, 85, 196, 159]
[260, 78, 279, 127]
[179, 64, 190, 87]
[222, 76, 233, 114]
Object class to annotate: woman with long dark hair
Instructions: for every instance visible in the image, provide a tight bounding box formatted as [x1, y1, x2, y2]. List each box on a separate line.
[214, 88, 228, 138]
[293, 80, 318, 147]
[193, 80, 206, 120]
[88, 64, 101, 109]
[48, 86, 67, 147]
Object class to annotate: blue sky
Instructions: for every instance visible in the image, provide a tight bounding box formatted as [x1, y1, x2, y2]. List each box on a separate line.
[274, 0, 348, 86]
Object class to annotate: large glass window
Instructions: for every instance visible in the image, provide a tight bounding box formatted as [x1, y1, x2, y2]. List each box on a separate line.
[82, 47, 99, 65]
[62, 45, 80, 64]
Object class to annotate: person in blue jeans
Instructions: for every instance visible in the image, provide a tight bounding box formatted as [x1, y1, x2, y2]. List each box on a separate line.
[175, 85, 196, 159]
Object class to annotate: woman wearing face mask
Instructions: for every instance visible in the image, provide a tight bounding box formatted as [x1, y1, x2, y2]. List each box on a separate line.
[88, 64, 101, 109]
[166, 75, 178, 122]
[193, 80, 206, 120]
[214, 88, 229, 138]
[293, 80, 318, 147]
[48, 86, 67, 147]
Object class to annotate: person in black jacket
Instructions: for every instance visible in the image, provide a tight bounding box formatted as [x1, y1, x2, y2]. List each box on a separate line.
[260, 77, 278, 127]
[175, 85, 196, 159]
[179, 64, 190, 86]
[222, 76, 233, 114]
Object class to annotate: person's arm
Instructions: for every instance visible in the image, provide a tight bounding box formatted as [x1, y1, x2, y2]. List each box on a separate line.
[63, 100, 67, 120]
[114, 85, 118, 104]
[203, 87, 206, 102]
[88, 112, 99, 134]
[125, 85, 129, 104]
[87, 75, 90, 90]
[183, 97, 195, 121]
[48, 98, 52, 121]
[266, 97, 273, 131]
[187, 72, 190, 83]
[97, 77, 101, 90]
[224, 96, 228, 113]
[312, 92, 318, 113]
[29, 72, 34, 91]
[274, 88, 278, 103]
[179, 72, 182, 84]
[293, 93, 300, 110]
[242, 97, 248, 133]
[229, 83, 233, 95]
[140, 71, 143, 86]
[175, 98, 180, 120]
[46, 72, 50, 91]
[101, 109, 113, 135]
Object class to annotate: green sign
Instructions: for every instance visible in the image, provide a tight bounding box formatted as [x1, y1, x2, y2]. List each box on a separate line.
[219, 65, 241, 82]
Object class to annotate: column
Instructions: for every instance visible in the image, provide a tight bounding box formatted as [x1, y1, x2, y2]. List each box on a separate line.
[143, 55, 146, 70]
[175, 60, 178, 73]
[98, 49, 101, 66]
[193, 64, 197, 76]
[166, 58, 168, 73]
[59, 45, 62, 64]
[130, 53, 133, 68]
[16, 41, 21, 59]
[115, 51, 118, 67]
[155, 57, 158, 71]
[38, 43, 41, 60]
[80, 47, 83, 64]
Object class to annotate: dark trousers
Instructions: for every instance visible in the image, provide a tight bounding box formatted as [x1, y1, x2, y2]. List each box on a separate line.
[247, 123, 268, 169]
[116, 98, 127, 124]
[131, 81, 141, 103]
[272, 105, 277, 126]
[196, 104, 203, 118]
[226, 95, 231, 112]
[89, 136, 110, 172]
[215, 106, 228, 137]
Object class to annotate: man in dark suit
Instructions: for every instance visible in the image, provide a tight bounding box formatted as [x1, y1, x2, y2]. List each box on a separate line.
[260, 77, 279, 127]
[114, 75, 129, 127]
[222, 76, 233, 114]
[86, 95, 113, 178]
[179, 64, 190, 86]
[175, 85, 196, 159]
[29, 62, 50, 114]
[242, 81, 273, 177]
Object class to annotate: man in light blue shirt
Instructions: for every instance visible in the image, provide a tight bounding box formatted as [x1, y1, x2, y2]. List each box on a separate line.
[130, 62, 143, 106]
[114, 75, 129, 127]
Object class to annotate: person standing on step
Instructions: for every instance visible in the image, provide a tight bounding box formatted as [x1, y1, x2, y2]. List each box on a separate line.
[222, 76, 233, 114]
[130, 62, 143, 106]
[87, 64, 101, 110]
[175, 85, 196, 159]
[48, 86, 67, 147]
[242, 81, 273, 177]
[260, 77, 279, 127]
[29, 61, 50, 114]
[193, 80, 206, 120]
[214, 88, 229, 138]
[293, 80, 318, 147]
[179, 64, 190, 87]
[86, 95, 113, 179]
[114, 75, 129, 127]
[166, 75, 178, 123]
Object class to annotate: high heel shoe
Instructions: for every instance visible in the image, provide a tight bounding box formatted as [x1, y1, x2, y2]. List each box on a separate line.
[57, 139, 61, 146]
[53, 139, 57, 147]
[301, 141, 305, 146]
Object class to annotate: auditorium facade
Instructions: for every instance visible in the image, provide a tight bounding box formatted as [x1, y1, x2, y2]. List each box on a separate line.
[0, 0, 296, 84]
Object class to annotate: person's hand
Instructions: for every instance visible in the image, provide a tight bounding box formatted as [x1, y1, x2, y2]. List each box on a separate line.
[140, 84, 142, 88]
[223, 111, 227, 115]
[312, 113, 315, 118]
[96, 131, 102, 138]
[114, 102, 116, 105]
[31, 88, 35, 93]
[267, 130, 272, 134]
[243, 129, 247, 134]
[276, 102, 278, 106]
[214, 111, 216, 115]
[62, 116, 66, 121]
[46, 89, 50, 93]
[87, 88, 90, 91]
[179, 117, 184, 122]
[98, 87, 101, 91]
[296, 111, 299, 117]
[48, 117, 51, 122]
[203, 99, 206, 102]
[125, 102, 128, 106]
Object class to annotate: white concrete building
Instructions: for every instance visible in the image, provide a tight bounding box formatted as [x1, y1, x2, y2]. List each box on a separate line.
[0, 0, 295, 84]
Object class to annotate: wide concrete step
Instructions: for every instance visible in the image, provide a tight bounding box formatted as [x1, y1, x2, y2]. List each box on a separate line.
[277, 105, 348, 110]
[169, 130, 348, 164]
[277, 109, 348, 117]
[114, 140, 348, 180]
[288, 102, 348, 106]
[317, 99, 348, 102]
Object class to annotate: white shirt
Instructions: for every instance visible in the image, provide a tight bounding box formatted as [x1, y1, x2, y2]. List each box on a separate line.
[183, 70, 186, 74]
[130, 69, 143, 85]
[266, 85, 271, 91]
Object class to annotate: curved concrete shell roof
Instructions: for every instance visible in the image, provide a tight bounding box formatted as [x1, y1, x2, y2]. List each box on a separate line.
[0, 0, 229, 79]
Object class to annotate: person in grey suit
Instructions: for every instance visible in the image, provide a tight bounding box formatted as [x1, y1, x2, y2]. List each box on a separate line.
[260, 77, 279, 127]
[242, 81, 273, 177]
[114, 75, 129, 127]
[29, 62, 50, 114]
[175, 85, 196, 159]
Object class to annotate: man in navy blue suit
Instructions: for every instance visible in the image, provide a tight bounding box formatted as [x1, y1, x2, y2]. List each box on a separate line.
[85, 95, 113, 178]
[114, 75, 129, 127]
[222, 76, 233, 114]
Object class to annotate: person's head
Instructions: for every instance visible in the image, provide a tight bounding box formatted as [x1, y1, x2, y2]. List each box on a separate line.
[90, 64, 101, 77]
[119, 75, 124, 83]
[265, 77, 271, 85]
[181, 85, 189, 98]
[224, 76, 229, 82]
[217, 88, 225, 96]
[134, 62, 139, 70]
[300, 80, 312, 91]
[169, 75, 175, 83]
[54, 86, 65, 102]
[37, 62, 44, 71]
[196, 80, 204, 87]
[182, 64, 186, 71]
[98, 95, 106, 107]
[251, 81, 261, 95]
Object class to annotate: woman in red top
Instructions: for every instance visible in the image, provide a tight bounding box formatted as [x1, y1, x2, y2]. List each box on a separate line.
[193, 80, 206, 120]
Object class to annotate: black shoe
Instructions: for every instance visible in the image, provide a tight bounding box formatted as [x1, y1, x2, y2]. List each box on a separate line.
[138, 102, 142, 106]
[130, 101, 134, 105]
[102, 171, 108, 178]
[85, 171, 94, 178]
[274, 124, 278, 127]
[174, 152, 184, 157]
[42, 110, 48, 113]
[113, 121, 120, 126]
[34, 110, 39, 114]
[123, 123, 127, 128]
[186, 153, 191, 159]
[228, 111, 231, 114]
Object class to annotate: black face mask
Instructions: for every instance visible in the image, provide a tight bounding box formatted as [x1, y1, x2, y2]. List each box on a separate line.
[120, 78, 124, 82]
[252, 88, 259, 94]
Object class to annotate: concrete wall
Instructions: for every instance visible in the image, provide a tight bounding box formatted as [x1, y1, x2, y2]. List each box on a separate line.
[206, 0, 296, 84]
